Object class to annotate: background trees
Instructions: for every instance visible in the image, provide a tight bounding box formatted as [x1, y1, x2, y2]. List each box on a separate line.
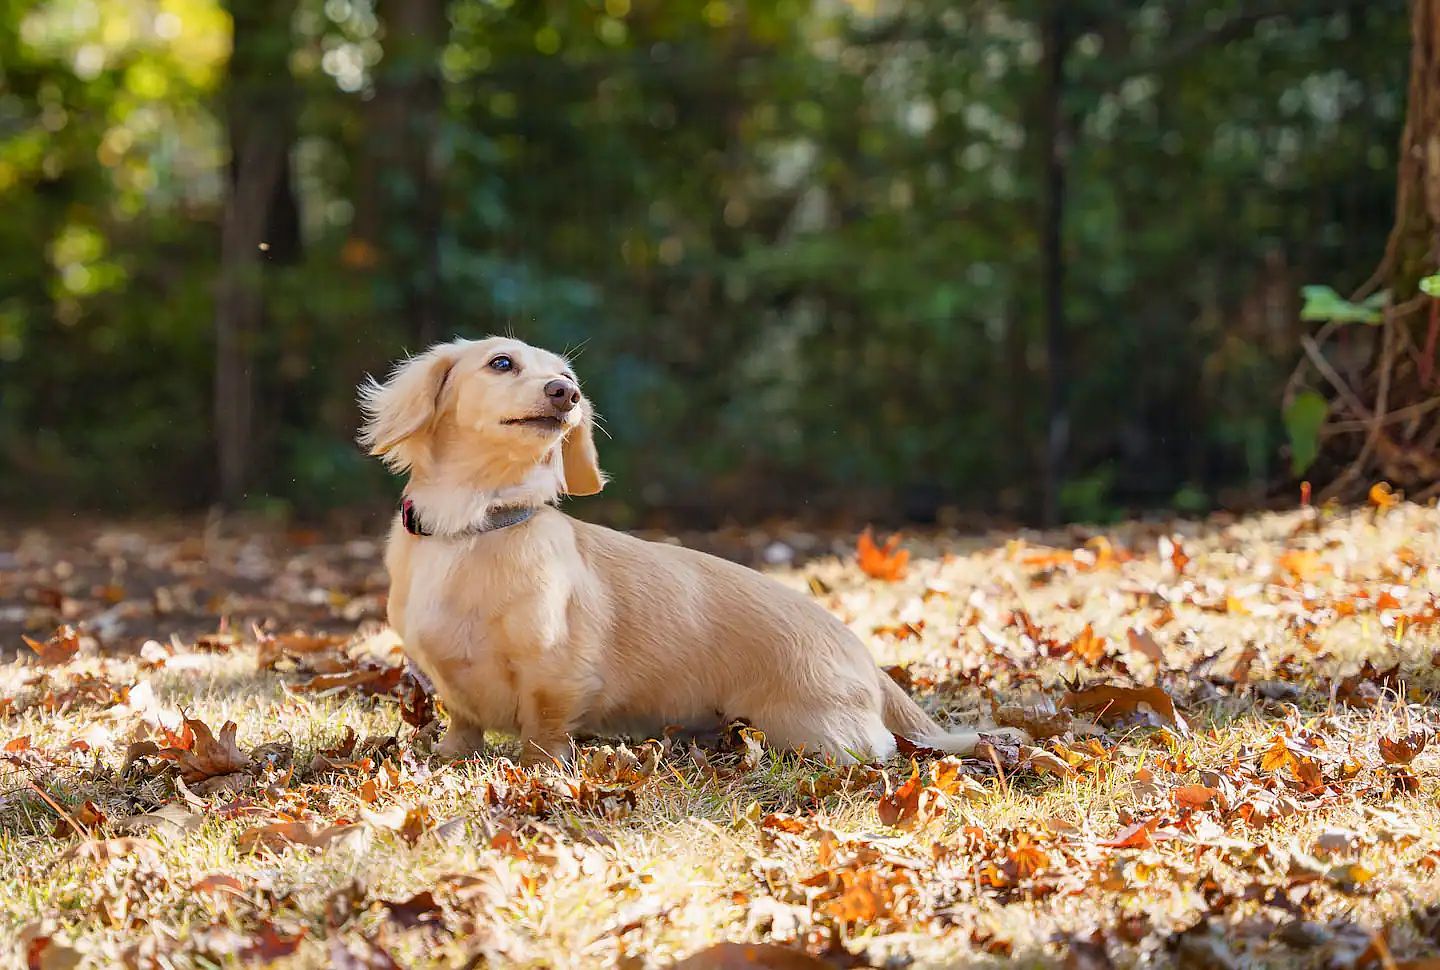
[0, 0, 1413, 524]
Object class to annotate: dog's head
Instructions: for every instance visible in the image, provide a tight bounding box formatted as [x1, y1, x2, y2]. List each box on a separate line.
[357, 337, 604, 499]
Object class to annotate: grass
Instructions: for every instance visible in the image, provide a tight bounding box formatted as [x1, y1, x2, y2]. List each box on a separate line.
[5, 502, 1440, 968]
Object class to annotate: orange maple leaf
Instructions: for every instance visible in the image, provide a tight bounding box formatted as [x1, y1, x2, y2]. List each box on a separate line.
[1277, 549, 1329, 582]
[1063, 624, 1108, 666]
[857, 527, 909, 581]
[1098, 817, 1161, 849]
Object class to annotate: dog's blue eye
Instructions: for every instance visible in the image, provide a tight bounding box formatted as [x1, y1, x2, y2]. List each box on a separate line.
[489, 355, 513, 372]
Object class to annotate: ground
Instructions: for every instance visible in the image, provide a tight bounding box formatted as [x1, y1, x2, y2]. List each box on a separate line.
[5, 500, 1440, 969]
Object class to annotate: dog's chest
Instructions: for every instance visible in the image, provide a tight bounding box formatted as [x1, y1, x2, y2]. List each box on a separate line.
[396, 540, 536, 730]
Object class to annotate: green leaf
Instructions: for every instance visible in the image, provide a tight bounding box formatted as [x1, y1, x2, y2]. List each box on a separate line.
[1284, 390, 1328, 476]
[1299, 285, 1385, 325]
[1420, 274, 1440, 297]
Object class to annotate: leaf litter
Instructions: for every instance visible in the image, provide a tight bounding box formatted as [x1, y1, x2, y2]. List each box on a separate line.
[6, 502, 1440, 965]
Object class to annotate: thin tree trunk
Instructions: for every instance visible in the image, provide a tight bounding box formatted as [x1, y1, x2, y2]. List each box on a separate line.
[214, 2, 299, 507]
[1384, 0, 1440, 299]
[370, 0, 447, 349]
[1040, 6, 1072, 526]
[1329, 0, 1440, 496]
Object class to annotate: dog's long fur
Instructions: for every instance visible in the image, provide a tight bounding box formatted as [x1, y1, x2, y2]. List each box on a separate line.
[361, 337, 1020, 764]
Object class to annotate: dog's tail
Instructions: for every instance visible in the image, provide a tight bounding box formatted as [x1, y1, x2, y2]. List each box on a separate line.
[877, 670, 997, 756]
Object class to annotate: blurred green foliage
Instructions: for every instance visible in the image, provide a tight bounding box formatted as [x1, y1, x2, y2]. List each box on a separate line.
[0, 0, 1410, 523]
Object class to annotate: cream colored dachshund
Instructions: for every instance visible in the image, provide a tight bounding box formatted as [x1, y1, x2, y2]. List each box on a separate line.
[360, 337, 1021, 765]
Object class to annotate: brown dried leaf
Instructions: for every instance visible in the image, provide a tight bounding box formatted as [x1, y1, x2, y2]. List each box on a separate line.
[1173, 785, 1220, 810]
[22, 927, 83, 970]
[876, 762, 948, 831]
[380, 890, 444, 930]
[59, 837, 159, 866]
[239, 923, 305, 963]
[1098, 817, 1161, 849]
[399, 666, 437, 728]
[22, 625, 80, 665]
[237, 820, 363, 854]
[192, 873, 247, 897]
[363, 803, 433, 845]
[49, 800, 105, 839]
[1380, 731, 1428, 766]
[1061, 684, 1188, 733]
[159, 718, 253, 782]
[291, 665, 404, 696]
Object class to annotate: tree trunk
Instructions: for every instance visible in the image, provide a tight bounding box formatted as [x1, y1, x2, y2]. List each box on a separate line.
[1324, 0, 1440, 497]
[214, 1, 300, 507]
[1039, 6, 1072, 525]
[367, 0, 447, 349]
[1385, 0, 1440, 300]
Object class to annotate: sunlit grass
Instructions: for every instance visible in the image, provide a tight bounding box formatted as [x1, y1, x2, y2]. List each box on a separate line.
[6, 505, 1440, 966]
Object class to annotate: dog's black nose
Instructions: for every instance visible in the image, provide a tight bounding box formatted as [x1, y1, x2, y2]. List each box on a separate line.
[544, 378, 581, 413]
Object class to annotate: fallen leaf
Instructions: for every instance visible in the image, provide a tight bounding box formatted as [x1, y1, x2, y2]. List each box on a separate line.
[21, 926, 83, 970]
[1277, 549, 1328, 582]
[380, 890, 444, 930]
[1370, 481, 1401, 511]
[876, 762, 948, 831]
[857, 528, 909, 581]
[1063, 625, 1108, 666]
[49, 800, 105, 839]
[1099, 817, 1161, 849]
[158, 718, 253, 782]
[192, 873, 247, 897]
[1061, 684, 1188, 733]
[240, 923, 305, 962]
[1315, 830, 1359, 854]
[399, 666, 437, 728]
[362, 803, 433, 845]
[112, 794, 204, 834]
[237, 820, 363, 854]
[1380, 731, 1428, 766]
[290, 665, 404, 695]
[1173, 785, 1219, 809]
[22, 625, 80, 665]
[1160, 535, 1190, 576]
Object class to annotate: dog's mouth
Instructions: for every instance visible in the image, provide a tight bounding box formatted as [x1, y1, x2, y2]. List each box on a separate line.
[502, 414, 567, 433]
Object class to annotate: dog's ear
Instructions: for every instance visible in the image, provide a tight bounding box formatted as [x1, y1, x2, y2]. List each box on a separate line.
[357, 344, 460, 472]
[560, 399, 606, 496]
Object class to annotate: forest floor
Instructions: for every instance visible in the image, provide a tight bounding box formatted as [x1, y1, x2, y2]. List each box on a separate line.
[6, 501, 1440, 969]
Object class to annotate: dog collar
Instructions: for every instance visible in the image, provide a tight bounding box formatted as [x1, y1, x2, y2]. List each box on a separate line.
[400, 499, 536, 538]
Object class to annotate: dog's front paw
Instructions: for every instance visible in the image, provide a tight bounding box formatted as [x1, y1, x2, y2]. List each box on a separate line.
[518, 738, 570, 770]
[435, 724, 486, 760]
